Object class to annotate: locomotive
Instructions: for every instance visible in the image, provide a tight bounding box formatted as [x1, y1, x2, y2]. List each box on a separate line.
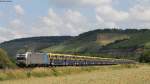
[16, 52, 135, 67]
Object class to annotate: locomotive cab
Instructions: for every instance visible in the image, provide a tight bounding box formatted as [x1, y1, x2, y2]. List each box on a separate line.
[16, 53, 27, 66]
[16, 52, 31, 66]
[16, 52, 50, 67]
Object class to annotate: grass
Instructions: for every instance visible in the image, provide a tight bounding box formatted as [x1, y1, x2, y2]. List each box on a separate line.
[0, 64, 149, 84]
[0, 64, 139, 81]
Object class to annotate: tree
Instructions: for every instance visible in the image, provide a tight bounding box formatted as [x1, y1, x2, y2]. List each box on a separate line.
[139, 49, 150, 63]
[0, 48, 16, 68]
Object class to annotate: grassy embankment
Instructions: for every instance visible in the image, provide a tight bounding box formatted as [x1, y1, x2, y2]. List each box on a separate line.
[0, 64, 138, 81]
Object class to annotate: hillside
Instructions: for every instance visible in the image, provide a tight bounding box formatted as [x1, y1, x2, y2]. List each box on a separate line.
[0, 29, 150, 61]
[0, 36, 72, 58]
[43, 29, 150, 60]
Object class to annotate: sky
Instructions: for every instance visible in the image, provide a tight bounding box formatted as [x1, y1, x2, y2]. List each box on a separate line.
[0, 0, 150, 43]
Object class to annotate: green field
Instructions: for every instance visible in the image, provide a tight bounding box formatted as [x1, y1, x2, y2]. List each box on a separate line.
[0, 64, 150, 84]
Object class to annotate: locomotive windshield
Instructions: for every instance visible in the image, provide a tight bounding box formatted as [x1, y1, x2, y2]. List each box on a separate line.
[16, 54, 26, 60]
[16, 57, 26, 60]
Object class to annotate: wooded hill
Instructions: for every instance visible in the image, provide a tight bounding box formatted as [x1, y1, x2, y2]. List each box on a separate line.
[43, 29, 150, 61]
[0, 36, 72, 58]
[0, 29, 150, 62]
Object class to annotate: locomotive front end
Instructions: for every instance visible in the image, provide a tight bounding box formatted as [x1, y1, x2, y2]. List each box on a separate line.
[16, 53, 27, 66]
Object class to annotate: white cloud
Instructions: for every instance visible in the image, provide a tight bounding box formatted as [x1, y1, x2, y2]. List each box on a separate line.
[95, 0, 150, 28]
[39, 9, 90, 36]
[117, 0, 150, 28]
[0, 27, 16, 42]
[95, 18, 117, 28]
[52, 0, 128, 28]
[9, 19, 22, 28]
[64, 10, 85, 24]
[94, 1, 128, 28]
[96, 6, 129, 22]
[43, 9, 63, 26]
[129, 3, 150, 22]
[64, 10, 90, 34]
[5, 19, 32, 40]
[2, 0, 150, 43]
[14, 5, 24, 16]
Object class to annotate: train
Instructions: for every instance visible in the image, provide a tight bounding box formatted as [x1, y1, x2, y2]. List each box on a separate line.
[16, 52, 136, 67]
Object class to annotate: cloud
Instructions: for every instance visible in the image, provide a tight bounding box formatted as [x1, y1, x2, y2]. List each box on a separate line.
[3, 19, 33, 41]
[0, 27, 16, 42]
[119, 0, 150, 28]
[129, 3, 150, 22]
[0, 8, 91, 42]
[95, 0, 150, 28]
[7, 19, 28, 39]
[2, 0, 150, 43]
[39, 8, 90, 36]
[14, 5, 24, 16]
[96, 6, 129, 22]
[63, 10, 90, 34]
[9, 19, 22, 28]
[130, 8, 150, 22]
[52, 0, 120, 28]
[94, 0, 128, 28]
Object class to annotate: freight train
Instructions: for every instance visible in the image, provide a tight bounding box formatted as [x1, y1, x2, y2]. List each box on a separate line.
[16, 52, 135, 67]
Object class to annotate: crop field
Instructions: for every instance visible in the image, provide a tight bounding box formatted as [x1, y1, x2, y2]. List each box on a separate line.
[0, 64, 150, 84]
